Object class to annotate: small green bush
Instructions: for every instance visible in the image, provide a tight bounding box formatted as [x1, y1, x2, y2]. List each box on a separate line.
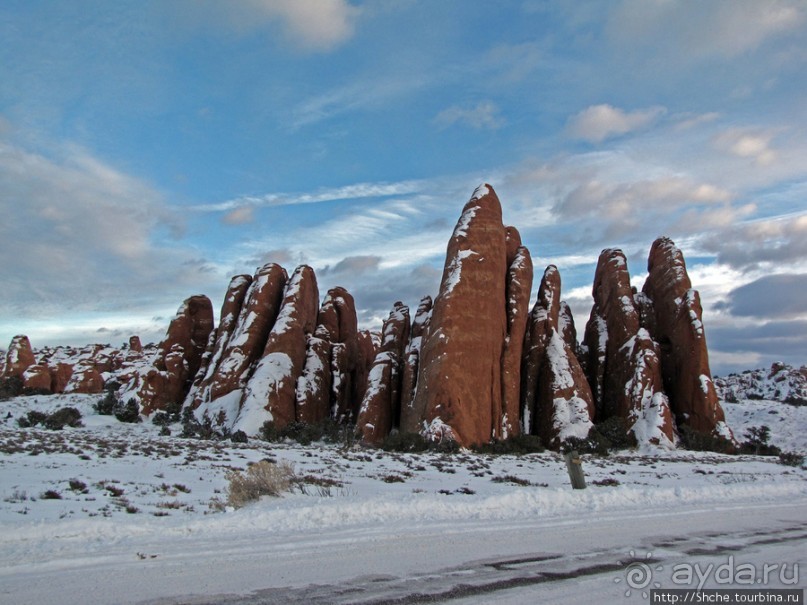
[114, 399, 141, 424]
[473, 434, 545, 455]
[230, 430, 248, 443]
[561, 430, 611, 456]
[95, 391, 117, 415]
[18, 410, 48, 428]
[678, 425, 735, 454]
[18, 408, 82, 430]
[592, 416, 637, 451]
[739, 425, 780, 456]
[382, 431, 430, 452]
[182, 410, 221, 439]
[779, 451, 804, 467]
[0, 376, 23, 400]
[261, 419, 355, 446]
[44, 407, 83, 430]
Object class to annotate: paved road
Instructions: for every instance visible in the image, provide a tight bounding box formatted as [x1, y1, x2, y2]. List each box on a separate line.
[2, 501, 805, 605]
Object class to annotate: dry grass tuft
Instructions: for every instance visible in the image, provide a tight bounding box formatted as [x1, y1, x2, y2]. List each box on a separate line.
[225, 460, 295, 508]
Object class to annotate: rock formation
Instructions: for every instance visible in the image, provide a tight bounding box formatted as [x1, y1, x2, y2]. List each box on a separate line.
[319, 288, 365, 423]
[22, 364, 52, 391]
[413, 184, 512, 447]
[642, 237, 730, 438]
[1, 335, 35, 380]
[129, 336, 143, 354]
[583, 249, 675, 446]
[5, 184, 732, 452]
[208, 265, 287, 404]
[237, 265, 320, 433]
[500, 228, 534, 439]
[295, 325, 332, 424]
[522, 266, 594, 447]
[398, 296, 432, 434]
[123, 295, 214, 415]
[357, 301, 411, 445]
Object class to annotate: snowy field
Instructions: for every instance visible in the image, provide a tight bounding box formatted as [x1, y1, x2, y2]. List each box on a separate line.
[1, 394, 805, 604]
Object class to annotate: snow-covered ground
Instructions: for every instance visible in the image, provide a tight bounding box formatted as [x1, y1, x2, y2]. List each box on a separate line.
[1, 394, 805, 604]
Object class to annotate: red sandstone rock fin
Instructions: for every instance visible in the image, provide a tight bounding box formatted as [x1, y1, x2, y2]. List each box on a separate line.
[236, 265, 319, 435]
[643, 237, 732, 440]
[416, 184, 507, 447]
[357, 302, 410, 445]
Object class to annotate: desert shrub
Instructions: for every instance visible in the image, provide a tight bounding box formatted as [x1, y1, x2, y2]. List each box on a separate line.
[18, 410, 48, 428]
[260, 420, 280, 442]
[95, 391, 117, 415]
[181, 409, 220, 439]
[779, 451, 805, 467]
[592, 416, 638, 451]
[69, 479, 88, 493]
[561, 430, 611, 456]
[431, 438, 461, 454]
[473, 434, 545, 455]
[382, 431, 430, 452]
[22, 386, 52, 396]
[151, 411, 174, 427]
[280, 421, 322, 445]
[19, 408, 82, 430]
[114, 399, 141, 423]
[491, 475, 533, 486]
[225, 460, 295, 508]
[159, 426, 171, 437]
[44, 407, 83, 430]
[261, 419, 354, 446]
[41, 489, 62, 500]
[739, 425, 780, 456]
[0, 376, 23, 400]
[230, 430, 248, 443]
[592, 477, 621, 487]
[678, 425, 735, 454]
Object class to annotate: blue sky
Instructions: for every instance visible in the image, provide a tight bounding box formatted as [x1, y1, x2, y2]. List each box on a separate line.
[1, 0, 806, 375]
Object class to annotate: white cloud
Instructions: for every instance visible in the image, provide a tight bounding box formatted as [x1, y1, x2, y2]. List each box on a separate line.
[221, 206, 255, 225]
[607, 0, 805, 59]
[434, 101, 505, 131]
[218, 0, 361, 52]
[567, 104, 666, 143]
[0, 135, 214, 324]
[713, 128, 778, 165]
[556, 176, 732, 222]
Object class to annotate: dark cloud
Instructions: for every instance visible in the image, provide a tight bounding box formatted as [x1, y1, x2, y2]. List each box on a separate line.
[708, 319, 807, 370]
[715, 273, 807, 318]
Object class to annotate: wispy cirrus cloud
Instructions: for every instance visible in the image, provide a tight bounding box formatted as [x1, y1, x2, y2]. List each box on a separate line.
[606, 0, 805, 60]
[195, 179, 428, 213]
[434, 101, 505, 131]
